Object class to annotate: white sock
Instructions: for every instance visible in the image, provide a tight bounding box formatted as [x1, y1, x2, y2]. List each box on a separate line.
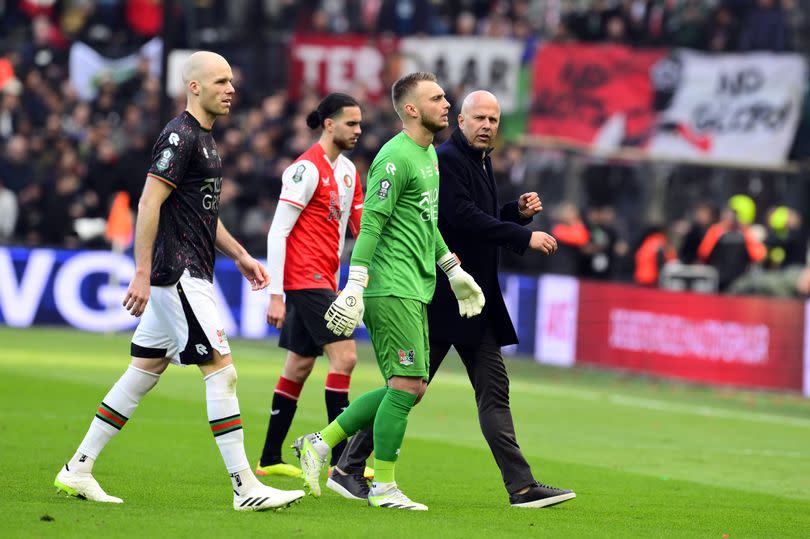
[229, 467, 264, 496]
[311, 432, 330, 460]
[205, 365, 251, 476]
[72, 365, 160, 471]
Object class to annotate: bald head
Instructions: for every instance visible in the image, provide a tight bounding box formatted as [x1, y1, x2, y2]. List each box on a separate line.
[459, 90, 500, 151]
[181, 51, 235, 123]
[182, 51, 230, 86]
[460, 90, 499, 116]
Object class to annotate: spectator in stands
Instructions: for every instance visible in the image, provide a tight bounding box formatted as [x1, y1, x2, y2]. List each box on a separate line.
[633, 223, 678, 286]
[697, 196, 767, 290]
[376, 0, 435, 35]
[680, 201, 718, 264]
[0, 176, 18, 241]
[739, 0, 793, 51]
[604, 15, 629, 44]
[0, 134, 35, 193]
[705, 5, 740, 52]
[550, 202, 589, 276]
[669, 0, 708, 49]
[764, 206, 806, 269]
[580, 205, 621, 280]
[39, 172, 82, 248]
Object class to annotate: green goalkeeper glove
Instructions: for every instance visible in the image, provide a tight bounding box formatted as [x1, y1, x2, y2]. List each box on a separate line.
[325, 266, 368, 337]
[438, 252, 485, 318]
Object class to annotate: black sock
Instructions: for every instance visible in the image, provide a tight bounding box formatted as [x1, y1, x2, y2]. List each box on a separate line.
[259, 392, 298, 467]
[325, 391, 350, 466]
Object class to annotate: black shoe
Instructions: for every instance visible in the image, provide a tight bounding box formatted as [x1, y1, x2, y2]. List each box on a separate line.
[509, 482, 576, 508]
[326, 470, 370, 500]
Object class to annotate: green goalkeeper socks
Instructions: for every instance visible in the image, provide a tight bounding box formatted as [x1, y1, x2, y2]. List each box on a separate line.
[334, 386, 388, 439]
[373, 388, 418, 463]
[319, 421, 347, 449]
[373, 459, 396, 485]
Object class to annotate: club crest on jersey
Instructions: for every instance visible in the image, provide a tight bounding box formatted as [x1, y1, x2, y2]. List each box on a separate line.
[378, 179, 391, 199]
[343, 174, 352, 188]
[292, 164, 306, 183]
[398, 349, 415, 366]
[156, 148, 173, 171]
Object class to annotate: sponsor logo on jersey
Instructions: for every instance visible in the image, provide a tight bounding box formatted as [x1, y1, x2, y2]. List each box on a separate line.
[378, 179, 391, 199]
[385, 162, 397, 175]
[398, 348, 415, 366]
[168, 132, 180, 146]
[419, 188, 439, 222]
[200, 177, 222, 211]
[156, 148, 173, 171]
[328, 191, 342, 220]
[343, 174, 352, 188]
[321, 176, 330, 186]
[292, 164, 306, 183]
[419, 165, 435, 179]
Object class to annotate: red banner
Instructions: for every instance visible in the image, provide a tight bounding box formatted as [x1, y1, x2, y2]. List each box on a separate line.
[288, 34, 399, 101]
[576, 282, 805, 392]
[528, 44, 665, 147]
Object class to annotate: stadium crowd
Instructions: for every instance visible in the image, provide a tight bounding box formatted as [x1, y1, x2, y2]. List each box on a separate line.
[0, 0, 807, 295]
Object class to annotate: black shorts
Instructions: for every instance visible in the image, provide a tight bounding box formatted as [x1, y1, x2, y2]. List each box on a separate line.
[279, 289, 351, 357]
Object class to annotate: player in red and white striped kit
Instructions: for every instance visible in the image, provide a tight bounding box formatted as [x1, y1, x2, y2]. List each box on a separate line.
[256, 94, 365, 480]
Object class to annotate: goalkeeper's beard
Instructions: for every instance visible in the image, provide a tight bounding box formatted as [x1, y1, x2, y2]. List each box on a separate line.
[421, 114, 448, 134]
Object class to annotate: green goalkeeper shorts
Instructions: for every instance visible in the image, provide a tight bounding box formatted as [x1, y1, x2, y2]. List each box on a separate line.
[363, 296, 429, 382]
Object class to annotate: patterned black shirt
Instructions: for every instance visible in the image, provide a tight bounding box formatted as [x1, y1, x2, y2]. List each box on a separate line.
[146, 111, 222, 286]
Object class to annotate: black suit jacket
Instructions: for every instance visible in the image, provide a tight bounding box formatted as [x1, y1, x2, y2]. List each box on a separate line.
[428, 128, 533, 347]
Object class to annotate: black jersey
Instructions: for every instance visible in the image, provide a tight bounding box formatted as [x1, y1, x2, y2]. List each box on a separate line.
[146, 111, 222, 286]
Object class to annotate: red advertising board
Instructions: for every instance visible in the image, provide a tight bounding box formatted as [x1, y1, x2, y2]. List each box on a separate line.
[576, 282, 805, 392]
[528, 44, 665, 147]
[288, 34, 399, 101]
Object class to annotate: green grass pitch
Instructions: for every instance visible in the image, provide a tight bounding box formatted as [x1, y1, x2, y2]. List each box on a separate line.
[1, 327, 809, 538]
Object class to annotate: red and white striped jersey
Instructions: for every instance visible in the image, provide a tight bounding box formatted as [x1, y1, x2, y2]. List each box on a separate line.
[274, 143, 363, 291]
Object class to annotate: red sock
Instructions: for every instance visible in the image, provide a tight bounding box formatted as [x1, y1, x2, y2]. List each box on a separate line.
[275, 376, 303, 401]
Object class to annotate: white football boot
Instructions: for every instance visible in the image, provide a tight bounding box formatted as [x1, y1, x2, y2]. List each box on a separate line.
[54, 465, 123, 503]
[367, 482, 428, 511]
[233, 484, 305, 511]
[292, 433, 328, 497]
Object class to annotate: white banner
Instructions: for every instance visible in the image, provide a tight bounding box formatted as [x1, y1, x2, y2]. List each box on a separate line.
[534, 275, 579, 367]
[647, 50, 807, 167]
[399, 37, 524, 113]
[69, 38, 162, 101]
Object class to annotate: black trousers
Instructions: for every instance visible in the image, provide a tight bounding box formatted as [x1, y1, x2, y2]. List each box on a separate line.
[337, 329, 536, 494]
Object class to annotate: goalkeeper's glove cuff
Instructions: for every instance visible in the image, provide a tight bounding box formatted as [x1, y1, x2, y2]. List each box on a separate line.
[346, 265, 369, 288]
[437, 252, 460, 276]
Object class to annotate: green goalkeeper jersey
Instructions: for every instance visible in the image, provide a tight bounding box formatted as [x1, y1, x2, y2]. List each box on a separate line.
[351, 131, 449, 303]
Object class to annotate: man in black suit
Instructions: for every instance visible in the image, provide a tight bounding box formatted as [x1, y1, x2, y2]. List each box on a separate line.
[327, 91, 575, 508]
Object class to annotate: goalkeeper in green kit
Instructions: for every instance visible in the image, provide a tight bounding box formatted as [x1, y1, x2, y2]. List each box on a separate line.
[293, 72, 485, 511]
